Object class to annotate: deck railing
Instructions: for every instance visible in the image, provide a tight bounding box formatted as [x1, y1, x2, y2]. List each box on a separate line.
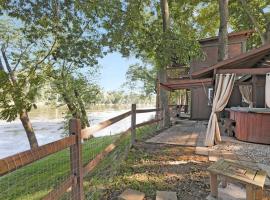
[166, 67, 190, 80]
[0, 104, 162, 200]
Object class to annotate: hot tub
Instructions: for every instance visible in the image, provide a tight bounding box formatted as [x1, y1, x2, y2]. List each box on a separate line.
[227, 107, 270, 144]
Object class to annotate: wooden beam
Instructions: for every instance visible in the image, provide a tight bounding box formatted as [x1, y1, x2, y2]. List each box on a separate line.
[81, 111, 131, 139]
[160, 83, 173, 91]
[217, 67, 270, 75]
[167, 78, 213, 85]
[136, 108, 159, 113]
[0, 135, 76, 176]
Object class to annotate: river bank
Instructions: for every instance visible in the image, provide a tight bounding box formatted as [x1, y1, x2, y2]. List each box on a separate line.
[0, 105, 155, 158]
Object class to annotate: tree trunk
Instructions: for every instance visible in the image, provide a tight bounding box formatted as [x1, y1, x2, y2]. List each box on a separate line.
[239, 0, 266, 44]
[264, 22, 270, 44]
[20, 110, 39, 149]
[159, 0, 170, 128]
[1, 51, 39, 149]
[218, 0, 229, 61]
[74, 88, 90, 128]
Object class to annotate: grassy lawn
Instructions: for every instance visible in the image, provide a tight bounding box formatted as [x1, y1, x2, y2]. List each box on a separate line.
[0, 124, 159, 200]
[0, 135, 116, 200]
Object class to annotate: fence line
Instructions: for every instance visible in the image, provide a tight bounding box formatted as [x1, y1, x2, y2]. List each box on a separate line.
[0, 135, 76, 176]
[0, 104, 163, 200]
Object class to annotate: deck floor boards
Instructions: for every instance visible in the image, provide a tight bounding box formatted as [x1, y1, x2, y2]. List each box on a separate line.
[146, 120, 206, 147]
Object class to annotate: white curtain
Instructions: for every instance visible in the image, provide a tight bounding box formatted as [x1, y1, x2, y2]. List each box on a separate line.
[239, 85, 253, 108]
[266, 73, 270, 108]
[204, 73, 236, 147]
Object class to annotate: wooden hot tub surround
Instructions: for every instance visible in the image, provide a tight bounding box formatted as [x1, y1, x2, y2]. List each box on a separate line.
[227, 107, 270, 145]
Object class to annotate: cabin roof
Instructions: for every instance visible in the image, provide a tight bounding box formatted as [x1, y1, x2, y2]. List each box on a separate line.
[160, 78, 213, 90]
[199, 30, 254, 44]
[191, 43, 270, 78]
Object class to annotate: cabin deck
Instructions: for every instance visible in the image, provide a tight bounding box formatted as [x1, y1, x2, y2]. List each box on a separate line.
[146, 120, 207, 147]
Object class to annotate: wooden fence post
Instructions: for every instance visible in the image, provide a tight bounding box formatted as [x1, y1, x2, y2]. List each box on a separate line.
[69, 119, 84, 200]
[131, 104, 136, 147]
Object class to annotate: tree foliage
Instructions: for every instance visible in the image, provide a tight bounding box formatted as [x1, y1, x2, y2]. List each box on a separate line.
[125, 63, 157, 96]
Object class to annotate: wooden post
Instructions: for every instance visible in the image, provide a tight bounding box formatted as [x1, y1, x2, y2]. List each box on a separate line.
[210, 173, 218, 198]
[131, 104, 136, 147]
[69, 119, 84, 200]
[246, 184, 254, 200]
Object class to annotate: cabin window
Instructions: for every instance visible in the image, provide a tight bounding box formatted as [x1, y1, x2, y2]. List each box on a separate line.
[208, 88, 214, 106]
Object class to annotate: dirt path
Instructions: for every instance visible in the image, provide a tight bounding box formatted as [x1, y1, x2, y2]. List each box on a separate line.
[101, 141, 211, 200]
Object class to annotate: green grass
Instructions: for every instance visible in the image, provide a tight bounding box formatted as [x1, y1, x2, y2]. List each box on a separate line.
[0, 135, 116, 200]
[84, 124, 160, 199]
[0, 124, 159, 200]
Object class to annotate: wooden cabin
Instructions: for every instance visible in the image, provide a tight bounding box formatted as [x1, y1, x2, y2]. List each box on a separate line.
[162, 30, 270, 121]
[189, 31, 252, 120]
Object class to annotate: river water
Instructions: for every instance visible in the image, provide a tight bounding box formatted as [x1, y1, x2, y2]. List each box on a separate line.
[0, 107, 155, 159]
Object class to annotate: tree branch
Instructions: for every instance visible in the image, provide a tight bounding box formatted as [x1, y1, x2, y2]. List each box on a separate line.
[13, 43, 32, 72]
[1, 48, 17, 84]
[0, 56, 5, 72]
[240, 0, 265, 44]
[32, 39, 57, 71]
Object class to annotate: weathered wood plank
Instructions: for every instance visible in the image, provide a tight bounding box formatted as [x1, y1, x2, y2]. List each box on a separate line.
[42, 175, 75, 200]
[217, 67, 270, 75]
[81, 111, 131, 139]
[253, 170, 267, 187]
[136, 108, 159, 113]
[208, 159, 267, 187]
[0, 135, 76, 176]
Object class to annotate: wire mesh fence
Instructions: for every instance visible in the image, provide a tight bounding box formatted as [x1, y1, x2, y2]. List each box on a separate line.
[0, 146, 71, 200]
[0, 105, 162, 200]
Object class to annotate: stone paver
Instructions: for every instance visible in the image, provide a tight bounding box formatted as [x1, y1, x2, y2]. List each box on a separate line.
[118, 189, 145, 200]
[156, 191, 177, 200]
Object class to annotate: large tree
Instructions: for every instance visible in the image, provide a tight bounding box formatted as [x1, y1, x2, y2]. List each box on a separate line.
[2, 1, 105, 129]
[0, 18, 55, 148]
[95, 0, 202, 126]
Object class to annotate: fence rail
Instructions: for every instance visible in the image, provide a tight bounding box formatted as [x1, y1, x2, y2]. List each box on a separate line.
[0, 135, 76, 176]
[0, 104, 163, 200]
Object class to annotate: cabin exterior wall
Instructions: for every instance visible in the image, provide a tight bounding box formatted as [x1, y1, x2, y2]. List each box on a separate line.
[190, 35, 248, 120]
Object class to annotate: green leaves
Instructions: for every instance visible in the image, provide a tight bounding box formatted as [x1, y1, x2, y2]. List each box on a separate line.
[125, 63, 157, 96]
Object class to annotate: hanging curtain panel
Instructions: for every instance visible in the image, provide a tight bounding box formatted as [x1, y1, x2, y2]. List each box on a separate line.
[239, 85, 253, 108]
[204, 73, 236, 147]
[266, 73, 270, 108]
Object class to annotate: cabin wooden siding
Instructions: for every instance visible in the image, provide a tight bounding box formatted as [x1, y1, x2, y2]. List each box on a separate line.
[190, 87, 212, 120]
[190, 35, 248, 120]
[252, 75, 266, 107]
[190, 35, 247, 74]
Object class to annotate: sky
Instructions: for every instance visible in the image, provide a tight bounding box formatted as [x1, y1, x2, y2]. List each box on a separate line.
[97, 52, 141, 91]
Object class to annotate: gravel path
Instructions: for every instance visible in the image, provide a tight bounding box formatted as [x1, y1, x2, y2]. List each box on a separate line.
[211, 139, 270, 165]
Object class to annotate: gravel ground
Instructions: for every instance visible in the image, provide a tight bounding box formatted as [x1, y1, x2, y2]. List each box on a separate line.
[210, 139, 270, 165]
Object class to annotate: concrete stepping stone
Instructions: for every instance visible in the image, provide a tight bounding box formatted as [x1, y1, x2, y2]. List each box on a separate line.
[156, 191, 177, 200]
[118, 189, 145, 200]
